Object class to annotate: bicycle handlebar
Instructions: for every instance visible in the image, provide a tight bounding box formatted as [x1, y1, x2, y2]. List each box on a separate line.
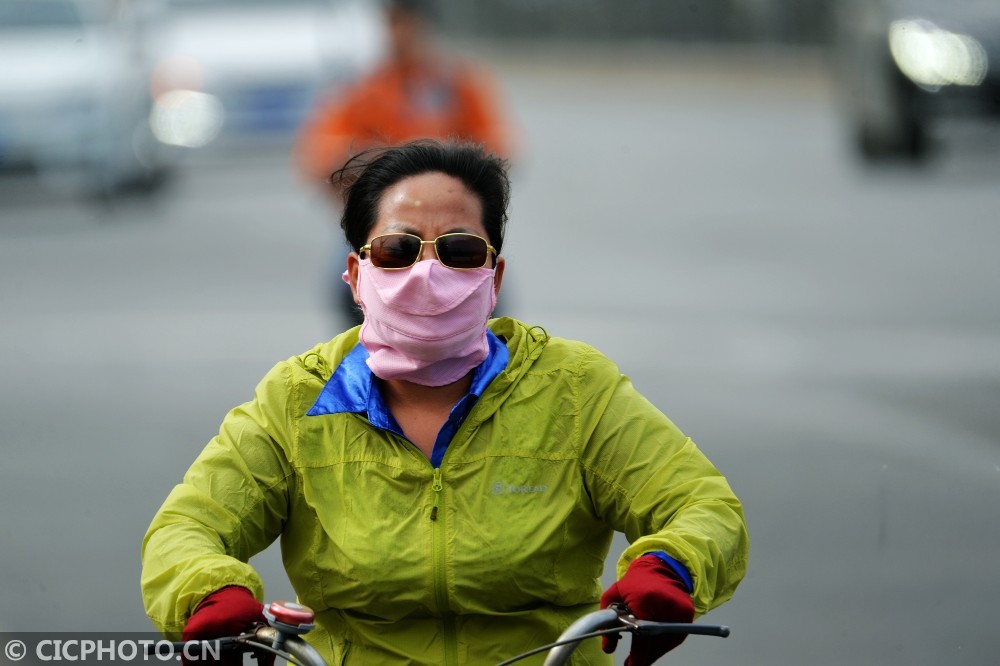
[540, 608, 621, 666]
[251, 625, 327, 666]
[527, 605, 730, 666]
[151, 629, 325, 666]
[159, 602, 727, 666]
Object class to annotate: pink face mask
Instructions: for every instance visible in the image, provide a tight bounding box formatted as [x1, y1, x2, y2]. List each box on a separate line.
[355, 258, 497, 386]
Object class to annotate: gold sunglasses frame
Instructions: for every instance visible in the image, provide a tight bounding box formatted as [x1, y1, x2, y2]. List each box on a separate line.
[359, 232, 497, 270]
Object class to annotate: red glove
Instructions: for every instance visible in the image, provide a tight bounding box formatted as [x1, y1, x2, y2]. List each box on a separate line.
[600, 555, 696, 666]
[182, 586, 271, 666]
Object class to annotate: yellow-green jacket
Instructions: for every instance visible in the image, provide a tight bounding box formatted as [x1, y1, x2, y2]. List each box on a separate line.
[141, 318, 749, 665]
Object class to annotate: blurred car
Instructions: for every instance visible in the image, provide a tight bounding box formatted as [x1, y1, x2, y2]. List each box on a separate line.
[834, 0, 1000, 161]
[144, 0, 384, 151]
[0, 0, 174, 197]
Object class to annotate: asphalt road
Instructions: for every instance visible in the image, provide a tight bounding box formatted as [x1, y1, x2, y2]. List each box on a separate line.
[2, 45, 999, 665]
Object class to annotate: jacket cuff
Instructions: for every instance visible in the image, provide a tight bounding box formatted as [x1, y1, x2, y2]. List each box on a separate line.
[643, 551, 694, 593]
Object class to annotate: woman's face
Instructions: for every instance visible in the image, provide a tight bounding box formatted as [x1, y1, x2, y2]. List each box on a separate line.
[346, 171, 505, 305]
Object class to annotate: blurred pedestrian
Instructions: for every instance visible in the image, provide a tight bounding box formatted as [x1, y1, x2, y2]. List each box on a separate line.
[295, 0, 515, 185]
[293, 0, 517, 325]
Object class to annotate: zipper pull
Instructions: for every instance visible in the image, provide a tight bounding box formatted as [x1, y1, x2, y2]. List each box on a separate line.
[430, 468, 443, 521]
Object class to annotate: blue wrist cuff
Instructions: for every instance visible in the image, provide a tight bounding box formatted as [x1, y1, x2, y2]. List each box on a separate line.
[644, 551, 694, 593]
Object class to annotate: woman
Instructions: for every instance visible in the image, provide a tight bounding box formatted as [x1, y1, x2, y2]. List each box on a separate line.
[141, 141, 749, 666]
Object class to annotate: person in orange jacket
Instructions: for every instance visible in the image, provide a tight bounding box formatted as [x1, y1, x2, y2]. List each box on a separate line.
[294, 0, 517, 325]
[295, 0, 515, 190]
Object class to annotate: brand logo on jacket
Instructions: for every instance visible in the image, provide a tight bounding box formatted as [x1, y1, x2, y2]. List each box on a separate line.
[491, 481, 549, 496]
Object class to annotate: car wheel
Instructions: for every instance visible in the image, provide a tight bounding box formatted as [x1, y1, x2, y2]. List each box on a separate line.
[857, 113, 928, 162]
[856, 66, 930, 164]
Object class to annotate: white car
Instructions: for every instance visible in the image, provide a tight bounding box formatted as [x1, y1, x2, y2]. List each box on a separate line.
[144, 0, 384, 151]
[0, 0, 174, 197]
[834, 0, 1000, 161]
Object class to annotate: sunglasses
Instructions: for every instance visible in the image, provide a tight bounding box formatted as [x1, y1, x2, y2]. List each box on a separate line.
[360, 232, 497, 270]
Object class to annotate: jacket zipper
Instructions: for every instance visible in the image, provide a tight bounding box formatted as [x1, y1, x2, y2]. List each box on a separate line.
[430, 468, 443, 521]
[429, 467, 457, 665]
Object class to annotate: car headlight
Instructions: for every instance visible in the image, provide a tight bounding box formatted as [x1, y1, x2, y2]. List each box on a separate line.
[150, 89, 224, 148]
[888, 18, 989, 89]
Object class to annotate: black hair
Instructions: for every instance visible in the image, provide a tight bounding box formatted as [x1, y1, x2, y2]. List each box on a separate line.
[384, 0, 434, 19]
[331, 140, 511, 254]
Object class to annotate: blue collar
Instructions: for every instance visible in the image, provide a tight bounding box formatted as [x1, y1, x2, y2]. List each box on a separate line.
[307, 330, 509, 466]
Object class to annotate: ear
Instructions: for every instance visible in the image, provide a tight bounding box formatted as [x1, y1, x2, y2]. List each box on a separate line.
[492, 256, 505, 300]
[346, 252, 362, 304]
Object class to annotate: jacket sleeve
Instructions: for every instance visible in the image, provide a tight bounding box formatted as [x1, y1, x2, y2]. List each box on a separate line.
[140, 362, 296, 639]
[576, 350, 750, 616]
[452, 63, 516, 160]
[292, 73, 380, 186]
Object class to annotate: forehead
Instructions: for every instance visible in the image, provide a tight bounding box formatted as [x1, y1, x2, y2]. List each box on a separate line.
[372, 172, 485, 239]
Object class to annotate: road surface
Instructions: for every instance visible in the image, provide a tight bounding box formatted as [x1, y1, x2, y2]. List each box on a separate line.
[2, 44, 999, 665]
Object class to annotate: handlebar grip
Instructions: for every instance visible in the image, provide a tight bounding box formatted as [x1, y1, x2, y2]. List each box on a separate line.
[633, 620, 730, 637]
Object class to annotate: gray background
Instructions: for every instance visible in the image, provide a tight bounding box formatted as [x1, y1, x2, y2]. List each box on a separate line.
[3, 41, 1000, 665]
